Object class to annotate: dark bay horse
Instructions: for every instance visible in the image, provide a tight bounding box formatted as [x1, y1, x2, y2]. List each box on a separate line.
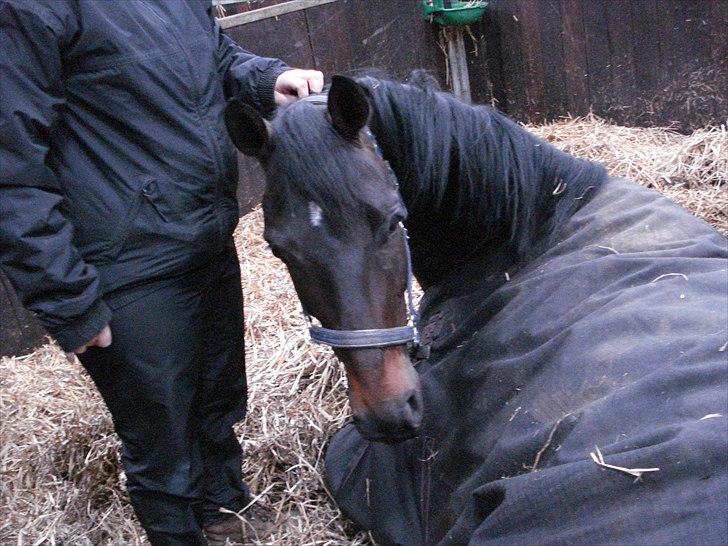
[225, 74, 727, 545]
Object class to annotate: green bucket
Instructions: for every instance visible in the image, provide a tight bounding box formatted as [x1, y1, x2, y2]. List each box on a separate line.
[422, 0, 487, 26]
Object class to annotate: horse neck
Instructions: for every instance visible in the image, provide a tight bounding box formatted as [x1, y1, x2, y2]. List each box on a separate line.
[369, 94, 606, 289]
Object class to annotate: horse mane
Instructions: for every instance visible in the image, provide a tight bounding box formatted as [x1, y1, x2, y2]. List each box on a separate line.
[357, 73, 608, 260]
[266, 72, 607, 262]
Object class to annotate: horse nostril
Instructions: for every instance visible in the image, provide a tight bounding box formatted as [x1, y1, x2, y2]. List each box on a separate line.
[404, 390, 423, 426]
[406, 392, 419, 412]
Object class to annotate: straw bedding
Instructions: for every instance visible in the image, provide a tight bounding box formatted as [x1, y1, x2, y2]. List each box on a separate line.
[1, 116, 725, 545]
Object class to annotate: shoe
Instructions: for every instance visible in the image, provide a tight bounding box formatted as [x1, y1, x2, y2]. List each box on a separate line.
[204, 503, 277, 545]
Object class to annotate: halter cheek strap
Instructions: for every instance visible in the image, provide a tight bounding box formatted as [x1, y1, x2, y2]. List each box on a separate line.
[296, 94, 422, 354]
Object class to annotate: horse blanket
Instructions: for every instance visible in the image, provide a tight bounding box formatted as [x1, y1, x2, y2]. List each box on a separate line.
[325, 177, 728, 545]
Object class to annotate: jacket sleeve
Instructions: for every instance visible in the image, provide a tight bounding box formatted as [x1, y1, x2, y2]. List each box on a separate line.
[211, 9, 289, 116]
[0, 1, 112, 352]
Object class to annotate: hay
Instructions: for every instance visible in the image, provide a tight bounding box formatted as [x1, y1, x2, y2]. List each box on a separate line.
[1, 116, 726, 545]
[0, 345, 140, 545]
[528, 114, 727, 234]
[589, 445, 660, 482]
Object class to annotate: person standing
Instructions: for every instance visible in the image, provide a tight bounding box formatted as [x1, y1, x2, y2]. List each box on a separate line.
[0, 1, 323, 544]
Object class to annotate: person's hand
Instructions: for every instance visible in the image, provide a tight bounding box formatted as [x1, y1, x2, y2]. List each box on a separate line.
[274, 69, 324, 105]
[65, 324, 112, 362]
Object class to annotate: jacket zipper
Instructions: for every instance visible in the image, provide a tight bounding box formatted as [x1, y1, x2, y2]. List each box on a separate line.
[141, 179, 171, 223]
[107, 179, 152, 260]
[138, 1, 226, 235]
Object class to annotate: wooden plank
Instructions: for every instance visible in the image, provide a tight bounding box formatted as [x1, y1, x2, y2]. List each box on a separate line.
[536, 0, 568, 121]
[445, 27, 472, 102]
[559, 0, 590, 116]
[708, 0, 728, 127]
[629, 0, 661, 100]
[604, 0, 637, 123]
[467, 0, 724, 127]
[709, 0, 728, 65]
[478, 7, 507, 108]
[681, 0, 712, 64]
[467, 7, 506, 108]
[216, 0, 290, 17]
[581, 1, 612, 118]
[485, 0, 528, 118]
[515, 0, 546, 121]
[219, 0, 338, 29]
[305, 0, 444, 83]
[215, 0, 270, 5]
[216, 0, 258, 5]
[658, 0, 711, 75]
[655, 0, 684, 81]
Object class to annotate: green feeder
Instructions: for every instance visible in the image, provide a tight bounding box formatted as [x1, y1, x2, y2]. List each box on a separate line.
[422, 1, 487, 102]
[422, 0, 487, 27]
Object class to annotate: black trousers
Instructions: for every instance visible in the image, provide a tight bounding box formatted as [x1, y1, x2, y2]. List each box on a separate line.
[80, 246, 249, 546]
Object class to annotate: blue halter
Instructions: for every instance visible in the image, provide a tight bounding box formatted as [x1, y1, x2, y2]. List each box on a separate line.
[295, 94, 421, 352]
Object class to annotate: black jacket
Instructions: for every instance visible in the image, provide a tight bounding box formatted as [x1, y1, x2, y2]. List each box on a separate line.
[0, 0, 287, 350]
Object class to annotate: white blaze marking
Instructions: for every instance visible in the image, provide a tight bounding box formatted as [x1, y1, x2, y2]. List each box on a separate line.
[308, 202, 323, 227]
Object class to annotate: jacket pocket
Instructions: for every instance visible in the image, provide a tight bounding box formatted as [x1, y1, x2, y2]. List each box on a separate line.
[140, 178, 196, 223]
[104, 176, 217, 263]
[105, 179, 151, 261]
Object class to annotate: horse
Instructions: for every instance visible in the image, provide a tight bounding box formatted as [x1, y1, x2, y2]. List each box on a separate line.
[224, 74, 728, 545]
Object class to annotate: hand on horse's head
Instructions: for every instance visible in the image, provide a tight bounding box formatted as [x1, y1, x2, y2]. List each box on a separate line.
[274, 68, 324, 106]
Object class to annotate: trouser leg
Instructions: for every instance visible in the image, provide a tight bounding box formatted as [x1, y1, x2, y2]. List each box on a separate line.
[79, 247, 249, 545]
[194, 248, 249, 525]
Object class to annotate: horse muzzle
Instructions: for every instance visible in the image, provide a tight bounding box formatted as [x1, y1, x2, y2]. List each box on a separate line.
[352, 387, 423, 443]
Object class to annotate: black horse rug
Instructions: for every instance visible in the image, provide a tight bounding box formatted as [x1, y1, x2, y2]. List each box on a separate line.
[325, 177, 728, 545]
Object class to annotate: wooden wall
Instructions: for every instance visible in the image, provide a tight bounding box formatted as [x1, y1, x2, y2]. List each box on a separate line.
[468, 0, 728, 130]
[224, 0, 726, 214]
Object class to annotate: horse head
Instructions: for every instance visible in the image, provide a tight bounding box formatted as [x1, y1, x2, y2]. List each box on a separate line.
[224, 76, 423, 442]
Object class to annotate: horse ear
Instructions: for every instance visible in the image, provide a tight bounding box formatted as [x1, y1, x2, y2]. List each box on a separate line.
[224, 99, 270, 157]
[328, 75, 370, 140]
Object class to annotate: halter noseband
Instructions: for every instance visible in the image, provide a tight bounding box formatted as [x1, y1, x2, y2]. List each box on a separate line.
[296, 93, 421, 353]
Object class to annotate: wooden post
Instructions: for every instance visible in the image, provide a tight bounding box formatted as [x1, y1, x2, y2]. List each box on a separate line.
[0, 271, 46, 357]
[445, 26, 471, 102]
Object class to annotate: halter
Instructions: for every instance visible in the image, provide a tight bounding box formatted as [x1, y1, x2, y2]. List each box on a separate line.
[295, 94, 421, 352]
